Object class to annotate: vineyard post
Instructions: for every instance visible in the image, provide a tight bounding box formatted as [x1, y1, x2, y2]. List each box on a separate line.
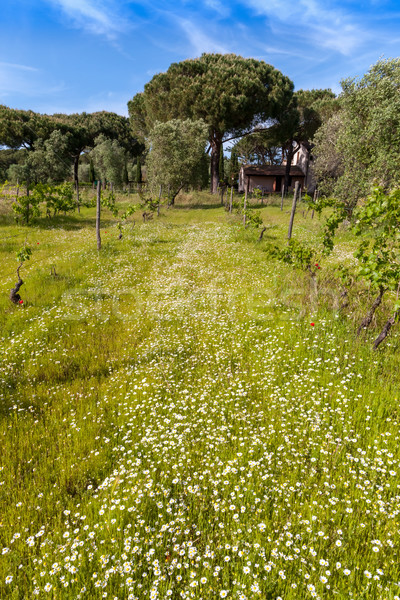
[288, 181, 300, 241]
[96, 180, 101, 251]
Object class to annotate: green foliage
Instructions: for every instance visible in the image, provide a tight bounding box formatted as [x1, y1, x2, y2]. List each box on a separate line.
[239, 192, 264, 228]
[232, 129, 281, 165]
[16, 245, 32, 264]
[314, 58, 400, 207]
[146, 119, 209, 199]
[268, 88, 337, 159]
[0, 105, 55, 150]
[12, 182, 77, 222]
[32, 182, 75, 216]
[266, 239, 319, 274]
[353, 187, 400, 300]
[135, 156, 142, 185]
[129, 53, 294, 190]
[7, 160, 31, 186]
[90, 135, 128, 187]
[101, 190, 119, 217]
[228, 148, 239, 185]
[89, 158, 96, 184]
[12, 194, 40, 224]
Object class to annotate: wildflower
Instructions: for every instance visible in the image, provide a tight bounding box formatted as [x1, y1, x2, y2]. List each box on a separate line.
[364, 571, 372, 579]
[343, 569, 351, 576]
[5, 576, 13, 584]
[220, 591, 228, 598]
[19, 300, 23, 304]
[310, 322, 315, 326]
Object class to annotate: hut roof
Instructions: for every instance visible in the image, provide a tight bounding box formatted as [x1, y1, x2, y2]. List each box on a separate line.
[242, 164, 305, 177]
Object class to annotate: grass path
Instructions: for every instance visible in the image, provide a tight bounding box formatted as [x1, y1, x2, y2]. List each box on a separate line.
[1, 208, 400, 599]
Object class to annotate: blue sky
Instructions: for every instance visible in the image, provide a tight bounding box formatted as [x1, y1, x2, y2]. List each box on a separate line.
[1, 0, 400, 116]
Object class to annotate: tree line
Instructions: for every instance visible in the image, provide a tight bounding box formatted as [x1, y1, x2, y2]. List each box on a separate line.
[1, 54, 400, 210]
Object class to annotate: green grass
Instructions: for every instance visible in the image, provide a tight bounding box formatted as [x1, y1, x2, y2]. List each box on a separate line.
[1, 191, 400, 600]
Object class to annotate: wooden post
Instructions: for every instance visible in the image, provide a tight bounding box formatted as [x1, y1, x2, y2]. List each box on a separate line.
[288, 181, 300, 241]
[243, 177, 249, 227]
[96, 181, 101, 251]
[312, 188, 318, 219]
[158, 185, 162, 217]
[229, 186, 233, 213]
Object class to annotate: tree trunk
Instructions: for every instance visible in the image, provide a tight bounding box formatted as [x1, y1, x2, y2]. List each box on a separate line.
[258, 226, 267, 241]
[73, 156, 80, 213]
[373, 312, 398, 350]
[10, 265, 24, 304]
[169, 184, 183, 206]
[288, 181, 300, 241]
[283, 143, 294, 198]
[357, 287, 385, 336]
[210, 135, 222, 194]
[96, 181, 101, 251]
[229, 186, 233, 213]
[158, 185, 162, 217]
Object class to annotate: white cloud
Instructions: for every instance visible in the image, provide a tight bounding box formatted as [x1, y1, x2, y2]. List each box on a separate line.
[46, 0, 128, 39]
[0, 62, 38, 72]
[203, 0, 230, 17]
[178, 18, 230, 55]
[241, 0, 367, 55]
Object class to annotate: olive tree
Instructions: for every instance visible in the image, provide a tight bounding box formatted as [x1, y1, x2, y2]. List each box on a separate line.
[313, 58, 400, 208]
[146, 119, 209, 204]
[90, 135, 128, 187]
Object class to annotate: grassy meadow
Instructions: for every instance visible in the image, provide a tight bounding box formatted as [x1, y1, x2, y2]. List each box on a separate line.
[1, 189, 400, 600]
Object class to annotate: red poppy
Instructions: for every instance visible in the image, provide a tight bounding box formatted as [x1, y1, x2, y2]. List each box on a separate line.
[37, 242, 39, 245]
[310, 322, 315, 326]
[19, 300, 23, 304]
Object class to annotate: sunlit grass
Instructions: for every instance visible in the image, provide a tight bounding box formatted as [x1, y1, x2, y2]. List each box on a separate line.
[1, 191, 399, 599]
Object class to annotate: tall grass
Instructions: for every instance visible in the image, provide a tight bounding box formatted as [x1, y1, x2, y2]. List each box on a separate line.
[1, 192, 399, 599]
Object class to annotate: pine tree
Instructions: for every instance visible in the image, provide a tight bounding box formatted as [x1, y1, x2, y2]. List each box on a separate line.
[219, 145, 225, 183]
[128, 54, 293, 193]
